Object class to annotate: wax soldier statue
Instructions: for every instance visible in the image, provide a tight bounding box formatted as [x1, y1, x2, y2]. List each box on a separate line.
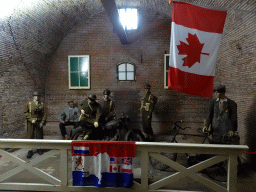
[140, 84, 158, 141]
[100, 89, 116, 124]
[203, 85, 238, 144]
[78, 94, 101, 140]
[24, 91, 47, 158]
[59, 101, 80, 140]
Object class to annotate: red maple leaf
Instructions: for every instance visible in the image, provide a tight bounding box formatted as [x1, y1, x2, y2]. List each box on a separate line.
[177, 33, 209, 68]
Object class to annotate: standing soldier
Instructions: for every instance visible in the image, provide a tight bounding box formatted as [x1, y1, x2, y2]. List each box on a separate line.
[140, 84, 157, 141]
[24, 91, 47, 158]
[78, 94, 101, 140]
[100, 89, 116, 124]
[203, 85, 238, 144]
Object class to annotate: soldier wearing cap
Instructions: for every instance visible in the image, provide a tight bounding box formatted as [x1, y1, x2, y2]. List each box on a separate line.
[140, 84, 158, 141]
[24, 91, 47, 158]
[78, 94, 101, 140]
[203, 85, 238, 143]
[100, 89, 116, 124]
[59, 101, 80, 140]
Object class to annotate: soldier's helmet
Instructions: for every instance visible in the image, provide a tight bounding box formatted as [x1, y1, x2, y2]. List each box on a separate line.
[213, 85, 226, 94]
[103, 89, 110, 95]
[144, 84, 151, 89]
[33, 91, 41, 96]
[88, 94, 97, 101]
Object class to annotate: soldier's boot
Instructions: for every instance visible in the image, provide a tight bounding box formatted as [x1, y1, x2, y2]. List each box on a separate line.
[148, 134, 155, 142]
[142, 132, 149, 141]
[37, 149, 44, 155]
[83, 130, 92, 140]
[27, 150, 34, 159]
[83, 134, 89, 140]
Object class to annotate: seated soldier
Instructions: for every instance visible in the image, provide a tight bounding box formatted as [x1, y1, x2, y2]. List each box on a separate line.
[100, 89, 117, 141]
[78, 94, 101, 140]
[59, 101, 80, 140]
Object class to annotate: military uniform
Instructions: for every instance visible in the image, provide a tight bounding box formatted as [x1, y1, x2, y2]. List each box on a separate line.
[141, 91, 157, 136]
[100, 99, 115, 124]
[59, 104, 80, 139]
[24, 100, 47, 139]
[205, 97, 237, 143]
[78, 99, 101, 125]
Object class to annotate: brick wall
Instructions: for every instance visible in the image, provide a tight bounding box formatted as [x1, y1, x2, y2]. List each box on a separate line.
[45, 9, 210, 137]
[0, 1, 254, 166]
[214, 9, 256, 162]
[0, 0, 103, 138]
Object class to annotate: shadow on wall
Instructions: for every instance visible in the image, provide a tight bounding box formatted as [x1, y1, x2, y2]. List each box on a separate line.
[154, 96, 182, 135]
[245, 96, 256, 169]
[113, 90, 141, 123]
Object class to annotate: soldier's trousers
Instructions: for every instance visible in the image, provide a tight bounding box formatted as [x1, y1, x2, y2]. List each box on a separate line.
[27, 121, 43, 139]
[142, 109, 153, 135]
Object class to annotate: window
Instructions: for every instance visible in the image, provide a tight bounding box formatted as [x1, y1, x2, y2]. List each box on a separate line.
[69, 55, 90, 89]
[118, 8, 138, 30]
[117, 63, 135, 81]
[164, 54, 170, 89]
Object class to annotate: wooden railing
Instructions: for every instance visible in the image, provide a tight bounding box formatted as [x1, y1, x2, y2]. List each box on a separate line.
[0, 139, 248, 192]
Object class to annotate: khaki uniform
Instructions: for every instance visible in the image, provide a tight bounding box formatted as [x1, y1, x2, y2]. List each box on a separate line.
[141, 92, 157, 135]
[24, 101, 47, 139]
[100, 99, 115, 124]
[78, 99, 101, 125]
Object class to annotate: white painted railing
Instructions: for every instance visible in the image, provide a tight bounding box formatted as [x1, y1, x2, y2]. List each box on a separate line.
[0, 139, 248, 192]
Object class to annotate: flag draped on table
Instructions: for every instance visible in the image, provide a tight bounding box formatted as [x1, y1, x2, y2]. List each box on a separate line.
[168, 1, 227, 97]
[71, 141, 135, 188]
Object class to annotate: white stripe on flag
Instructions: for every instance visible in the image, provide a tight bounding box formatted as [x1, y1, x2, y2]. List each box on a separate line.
[170, 23, 222, 76]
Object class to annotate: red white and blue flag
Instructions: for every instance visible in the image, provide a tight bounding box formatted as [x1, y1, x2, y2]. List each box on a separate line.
[168, 1, 227, 97]
[71, 141, 135, 188]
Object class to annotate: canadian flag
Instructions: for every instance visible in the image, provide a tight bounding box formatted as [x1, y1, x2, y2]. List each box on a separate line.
[168, 2, 227, 97]
[110, 164, 121, 173]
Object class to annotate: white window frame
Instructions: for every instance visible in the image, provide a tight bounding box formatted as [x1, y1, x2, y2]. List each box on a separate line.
[68, 55, 90, 89]
[117, 63, 135, 81]
[164, 54, 170, 89]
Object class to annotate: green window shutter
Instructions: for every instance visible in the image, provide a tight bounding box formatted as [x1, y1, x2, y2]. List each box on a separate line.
[70, 57, 79, 72]
[70, 73, 79, 87]
[69, 55, 90, 89]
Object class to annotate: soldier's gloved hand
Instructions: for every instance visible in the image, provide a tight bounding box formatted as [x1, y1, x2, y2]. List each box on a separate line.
[94, 122, 99, 128]
[81, 109, 85, 114]
[147, 116, 150, 119]
[228, 131, 234, 137]
[31, 120, 36, 124]
[202, 126, 209, 133]
[40, 123, 43, 128]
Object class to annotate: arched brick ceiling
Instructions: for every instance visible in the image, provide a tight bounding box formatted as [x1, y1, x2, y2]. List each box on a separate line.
[1, 0, 254, 57]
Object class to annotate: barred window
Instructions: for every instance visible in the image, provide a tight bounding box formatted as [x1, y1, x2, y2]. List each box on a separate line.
[117, 63, 135, 81]
[118, 8, 138, 30]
